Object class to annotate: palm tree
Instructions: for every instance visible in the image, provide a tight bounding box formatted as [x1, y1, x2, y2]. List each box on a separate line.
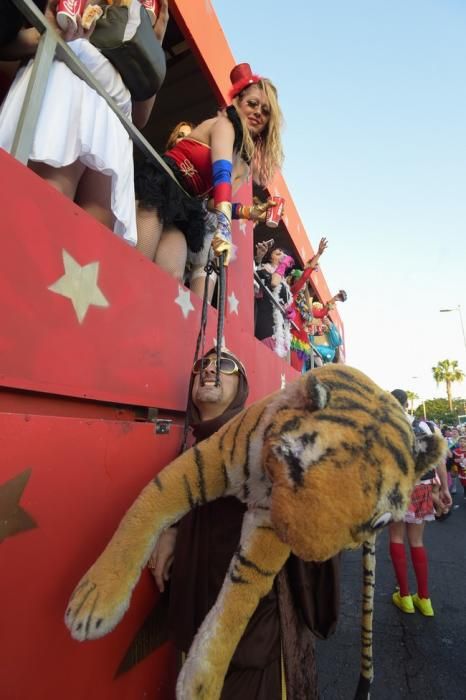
[432, 360, 465, 411]
[406, 390, 419, 415]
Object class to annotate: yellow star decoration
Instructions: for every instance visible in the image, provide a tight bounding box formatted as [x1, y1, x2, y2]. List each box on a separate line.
[48, 250, 109, 323]
[0, 469, 37, 543]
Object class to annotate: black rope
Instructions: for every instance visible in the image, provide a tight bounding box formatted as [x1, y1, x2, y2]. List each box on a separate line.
[215, 252, 227, 387]
[179, 257, 221, 454]
[198, 261, 215, 388]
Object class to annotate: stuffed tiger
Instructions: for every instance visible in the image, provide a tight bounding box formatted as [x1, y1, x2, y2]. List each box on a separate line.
[65, 365, 444, 700]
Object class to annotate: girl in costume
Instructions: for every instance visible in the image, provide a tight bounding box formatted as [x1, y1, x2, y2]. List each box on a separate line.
[288, 236, 328, 372]
[388, 391, 452, 617]
[254, 246, 295, 358]
[135, 63, 284, 294]
[308, 290, 347, 365]
[0, 0, 169, 245]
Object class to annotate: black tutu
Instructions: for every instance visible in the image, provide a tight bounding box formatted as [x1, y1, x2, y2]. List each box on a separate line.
[134, 106, 247, 254]
[135, 156, 206, 253]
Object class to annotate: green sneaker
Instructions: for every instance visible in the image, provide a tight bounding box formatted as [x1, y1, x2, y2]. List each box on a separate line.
[392, 591, 415, 613]
[412, 593, 434, 616]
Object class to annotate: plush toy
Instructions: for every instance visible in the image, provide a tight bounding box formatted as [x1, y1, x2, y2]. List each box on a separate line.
[65, 365, 445, 699]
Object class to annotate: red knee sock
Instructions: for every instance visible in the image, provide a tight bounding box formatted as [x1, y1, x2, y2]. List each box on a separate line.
[410, 546, 429, 599]
[389, 542, 410, 596]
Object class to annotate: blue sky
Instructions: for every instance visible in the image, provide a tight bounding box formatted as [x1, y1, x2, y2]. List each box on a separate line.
[212, 0, 466, 410]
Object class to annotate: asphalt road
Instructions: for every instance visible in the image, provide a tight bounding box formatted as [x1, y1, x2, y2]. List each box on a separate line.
[316, 491, 466, 699]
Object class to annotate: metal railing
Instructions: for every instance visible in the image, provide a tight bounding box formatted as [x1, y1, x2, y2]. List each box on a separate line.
[9, 0, 182, 187]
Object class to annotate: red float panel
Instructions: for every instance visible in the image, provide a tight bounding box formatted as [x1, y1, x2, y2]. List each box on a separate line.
[0, 151, 297, 414]
[0, 412, 183, 700]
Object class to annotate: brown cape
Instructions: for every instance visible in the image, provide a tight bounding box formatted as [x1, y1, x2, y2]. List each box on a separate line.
[169, 499, 340, 699]
[168, 350, 339, 698]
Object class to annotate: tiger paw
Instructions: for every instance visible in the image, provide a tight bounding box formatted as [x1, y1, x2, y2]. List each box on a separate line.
[64, 567, 133, 641]
[176, 659, 223, 700]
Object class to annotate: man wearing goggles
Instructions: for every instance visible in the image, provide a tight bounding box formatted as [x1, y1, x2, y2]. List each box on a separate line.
[148, 346, 248, 590]
[192, 355, 240, 375]
[149, 347, 339, 698]
[189, 352, 245, 421]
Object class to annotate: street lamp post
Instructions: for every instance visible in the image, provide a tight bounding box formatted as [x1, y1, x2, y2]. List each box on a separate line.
[439, 305, 466, 356]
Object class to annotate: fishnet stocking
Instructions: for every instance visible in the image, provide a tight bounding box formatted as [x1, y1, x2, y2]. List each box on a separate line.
[136, 206, 163, 260]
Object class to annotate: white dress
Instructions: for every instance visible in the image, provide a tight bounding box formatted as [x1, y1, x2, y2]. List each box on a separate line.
[0, 39, 136, 245]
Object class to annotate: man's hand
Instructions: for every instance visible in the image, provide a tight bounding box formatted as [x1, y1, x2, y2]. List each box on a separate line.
[46, 1, 97, 42]
[336, 289, 348, 302]
[317, 237, 328, 255]
[154, 0, 169, 43]
[305, 236, 328, 270]
[68, 13, 97, 41]
[254, 240, 271, 264]
[439, 486, 453, 510]
[148, 527, 178, 593]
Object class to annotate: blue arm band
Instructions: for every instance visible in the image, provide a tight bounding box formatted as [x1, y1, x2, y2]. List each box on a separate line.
[212, 158, 232, 186]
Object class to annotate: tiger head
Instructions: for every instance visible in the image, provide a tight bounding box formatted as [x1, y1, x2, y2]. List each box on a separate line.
[264, 365, 445, 562]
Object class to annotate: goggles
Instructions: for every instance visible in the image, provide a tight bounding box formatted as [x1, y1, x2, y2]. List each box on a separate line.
[192, 356, 239, 375]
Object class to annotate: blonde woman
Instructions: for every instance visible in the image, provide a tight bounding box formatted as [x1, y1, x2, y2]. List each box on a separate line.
[135, 63, 284, 294]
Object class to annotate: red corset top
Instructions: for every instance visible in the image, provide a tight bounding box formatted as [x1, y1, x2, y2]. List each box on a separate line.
[165, 138, 212, 197]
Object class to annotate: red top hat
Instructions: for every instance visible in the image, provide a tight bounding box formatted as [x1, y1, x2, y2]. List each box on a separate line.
[228, 63, 261, 100]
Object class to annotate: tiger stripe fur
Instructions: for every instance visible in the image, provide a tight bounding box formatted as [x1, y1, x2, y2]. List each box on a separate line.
[65, 365, 445, 699]
[354, 535, 377, 699]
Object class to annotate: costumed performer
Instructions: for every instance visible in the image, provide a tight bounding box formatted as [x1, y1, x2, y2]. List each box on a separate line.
[148, 347, 340, 699]
[288, 236, 328, 372]
[0, 0, 169, 245]
[388, 390, 452, 617]
[254, 246, 295, 358]
[308, 290, 347, 364]
[135, 62, 284, 294]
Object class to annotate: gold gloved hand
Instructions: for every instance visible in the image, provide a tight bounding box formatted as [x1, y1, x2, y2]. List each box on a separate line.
[236, 198, 276, 222]
[250, 197, 275, 221]
[211, 234, 232, 266]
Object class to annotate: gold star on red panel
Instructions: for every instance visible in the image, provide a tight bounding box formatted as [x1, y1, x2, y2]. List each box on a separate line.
[0, 469, 37, 543]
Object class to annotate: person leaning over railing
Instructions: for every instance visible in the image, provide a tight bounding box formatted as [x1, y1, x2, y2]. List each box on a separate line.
[161, 118, 220, 300]
[0, 0, 168, 245]
[287, 236, 328, 373]
[135, 62, 284, 293]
